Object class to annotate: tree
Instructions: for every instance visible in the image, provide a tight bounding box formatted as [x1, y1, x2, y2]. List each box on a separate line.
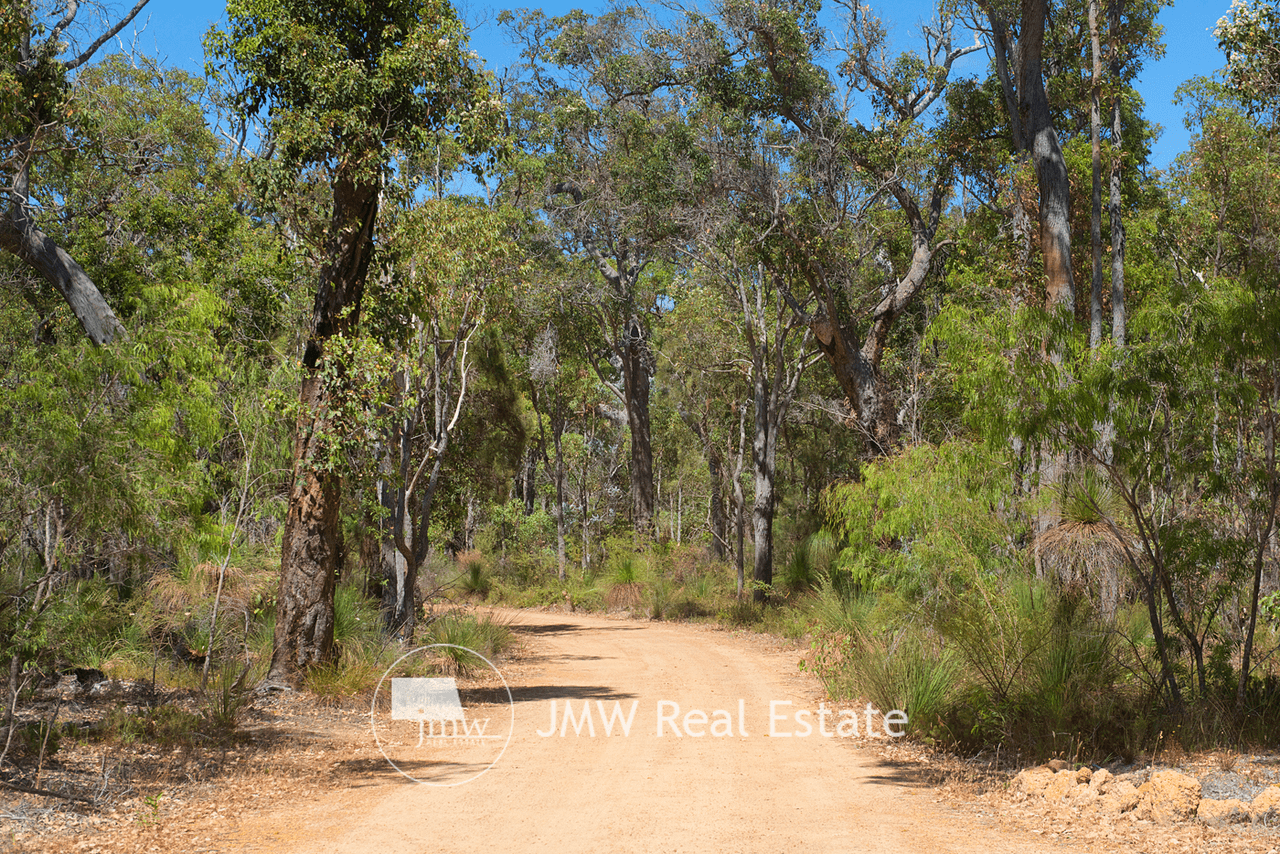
[207, 0, 499, 685]
[364, 200, 526, 635]
[502, 6, 711, 533]
[976, 0, 1075, 318]
[1, 0, 152, 344]
[692, 0, 977, 451]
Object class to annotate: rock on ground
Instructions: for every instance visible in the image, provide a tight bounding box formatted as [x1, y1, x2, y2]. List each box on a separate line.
[1197, 797, 1251, 826]
[1135, 770, 1202, 823]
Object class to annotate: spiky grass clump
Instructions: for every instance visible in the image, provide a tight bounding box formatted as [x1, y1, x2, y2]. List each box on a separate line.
[422, 611, 514, 675]
[147, 561, 275, 662]
[1039, 467, 1137, 620]
[455, 552, 492, 598]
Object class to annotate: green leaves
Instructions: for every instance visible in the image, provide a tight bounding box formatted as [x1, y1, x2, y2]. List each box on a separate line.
[1216, 0, 1280, 111]
[207, 0, 499, 183]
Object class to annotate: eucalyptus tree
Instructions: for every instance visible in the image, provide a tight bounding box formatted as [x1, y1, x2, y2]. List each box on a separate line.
[364, 200, 527, 635]
[500, 6, 713, 534]
[514, 269, 609, 581]
[207, 0, 500, 684]
[974, 0, 1076, 316]
[1, 0, 151, 344]
[685, 0, 980, 453]
[658, 280, 746, 564]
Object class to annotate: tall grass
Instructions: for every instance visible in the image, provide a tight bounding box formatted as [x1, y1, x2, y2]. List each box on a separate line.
[423, 611, 515, 674]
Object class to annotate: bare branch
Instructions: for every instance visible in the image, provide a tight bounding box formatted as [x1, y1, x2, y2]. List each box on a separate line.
[65, 0, 152, 70]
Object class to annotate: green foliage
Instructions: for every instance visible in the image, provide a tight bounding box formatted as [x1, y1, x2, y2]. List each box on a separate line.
[207, 0, 501, 184]
[96, 704, 206, 747]
[822, 442, 1024, 597]
[1216, 0, 1280, 110]
[455, 553, 491, 598]
[607, 552, 647, 586]
[333, 581, 382, 650]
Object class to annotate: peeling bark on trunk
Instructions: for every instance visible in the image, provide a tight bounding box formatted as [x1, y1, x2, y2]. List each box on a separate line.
[267, 175, 378, 687]
[1020, 0, 1075, 316]
[272, 371, 342, 682]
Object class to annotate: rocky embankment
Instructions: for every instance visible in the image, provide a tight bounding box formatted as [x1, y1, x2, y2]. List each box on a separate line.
[1013, 761, 1280, 828]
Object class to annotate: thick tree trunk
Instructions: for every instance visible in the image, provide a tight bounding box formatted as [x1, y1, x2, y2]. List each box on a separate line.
[750, 370, 776, 605]
[267, 175, 378, 687]
[621, 324, 655, 532]
[1020, 0, 1075, 316]
[270, 373, 342, 682]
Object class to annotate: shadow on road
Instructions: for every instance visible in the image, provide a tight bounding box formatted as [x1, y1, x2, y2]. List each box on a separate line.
[511, 684, 637, 703]
[509, 622, 643, 636]
[859, 758, 947, 789]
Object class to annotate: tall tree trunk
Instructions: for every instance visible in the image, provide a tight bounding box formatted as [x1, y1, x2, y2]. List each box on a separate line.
[706, 444, 727, 560]
[621, 321, 655, 532]
[378, 368, 416, 636]
[1109, 0, 1127, 349]
[1089, 0, 1104, 348]
[267, 176, 378, 687]
[1020, 0, 1075, 316]
[553, 407, 567, 582]
[732, 402, 748, 596]
[750, 369, 776, 605]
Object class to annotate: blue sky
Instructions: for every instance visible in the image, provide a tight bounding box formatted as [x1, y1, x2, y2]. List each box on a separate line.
[127, 0, 1230, 170]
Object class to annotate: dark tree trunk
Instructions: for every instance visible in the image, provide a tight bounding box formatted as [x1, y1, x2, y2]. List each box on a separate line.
[706, 444, 727, 561]
[521, 447, 538, 514]
[270, 372, 342, 682]
[621, 321, 655, 532]
[267, 175, 378, 687]
[552, 404, 568, 582]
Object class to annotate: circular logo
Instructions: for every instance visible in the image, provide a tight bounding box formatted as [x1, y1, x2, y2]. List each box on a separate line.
[370, 644, 515, 787]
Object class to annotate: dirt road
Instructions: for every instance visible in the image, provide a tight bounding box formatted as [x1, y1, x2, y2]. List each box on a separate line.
[206, 609, 1083, 854]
